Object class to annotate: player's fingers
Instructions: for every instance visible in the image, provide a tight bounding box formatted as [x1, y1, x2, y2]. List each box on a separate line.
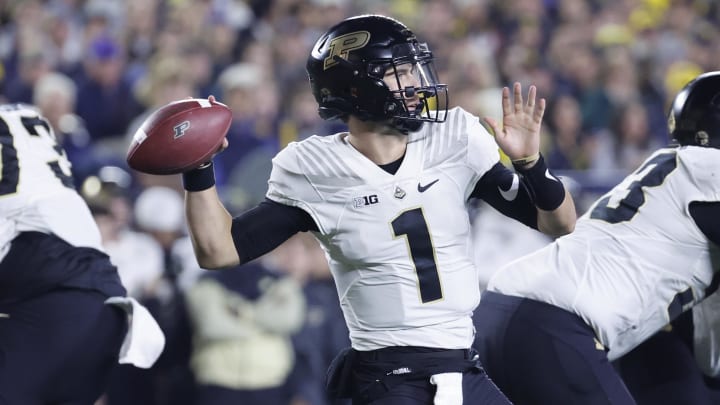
[533, 98, 546, 122]
[213, 138, 229, 158]
[513, 82, 523, 112]
[501, 87, 511, 116]
[484, 117, 502, 137]
[208, 95, 216, 103]
[526, 85, 536, 110]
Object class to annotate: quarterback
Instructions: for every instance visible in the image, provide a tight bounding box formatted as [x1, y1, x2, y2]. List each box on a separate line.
[182, 15, 575, 404]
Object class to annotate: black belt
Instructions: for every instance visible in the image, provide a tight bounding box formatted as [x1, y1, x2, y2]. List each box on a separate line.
[354, 346, 471, 362]
[350, 347, 481, 404]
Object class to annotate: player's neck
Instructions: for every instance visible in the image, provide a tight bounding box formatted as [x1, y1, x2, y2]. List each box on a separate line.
[346, 118, 407, 165]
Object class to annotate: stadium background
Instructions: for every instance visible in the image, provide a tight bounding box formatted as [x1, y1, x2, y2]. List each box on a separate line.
[1, 0, 718, 404]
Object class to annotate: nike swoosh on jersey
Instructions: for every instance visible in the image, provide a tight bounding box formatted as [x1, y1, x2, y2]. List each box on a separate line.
[417, 179, 440, 192]
[498, 174, 519, 201]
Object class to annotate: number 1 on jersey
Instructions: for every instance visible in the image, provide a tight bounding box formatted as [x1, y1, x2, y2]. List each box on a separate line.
[391, 207, 443, 303]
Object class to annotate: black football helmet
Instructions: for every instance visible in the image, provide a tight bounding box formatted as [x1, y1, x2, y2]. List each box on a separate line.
[668, 71, 720, 148]
[306, 14, 448, 133]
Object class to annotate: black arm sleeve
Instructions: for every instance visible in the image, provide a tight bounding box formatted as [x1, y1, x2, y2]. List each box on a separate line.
[230, 199, 319, 263]
[470, 162, 538, 229]
[689, 202, 720, 247]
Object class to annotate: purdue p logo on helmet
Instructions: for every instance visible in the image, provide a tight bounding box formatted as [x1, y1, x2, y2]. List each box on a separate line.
[322, 31, 370, 70]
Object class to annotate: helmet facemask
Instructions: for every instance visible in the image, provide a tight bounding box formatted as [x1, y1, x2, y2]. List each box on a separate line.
[369, 42, 448, 133]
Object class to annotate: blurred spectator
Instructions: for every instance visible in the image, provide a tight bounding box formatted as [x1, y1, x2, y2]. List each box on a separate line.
[134, 185, 185, 245]
[3, 47, 53, 104]
[83, 0, 125, 40]
[33, 71, 95, 180]
[124, 0, 159, 64]
[43, 2, 85, 79]
[181, 41, 219, 98]
[75, 34, 144, 145]
[590, 98, 663, 178]
[214, 62, 280, 185]
[444, 38, 503, 118]
[185, 242, 306, 405]
[544, 93, 592, 171]
[0, 1, 49, 101]
[601, 47, 641, 108]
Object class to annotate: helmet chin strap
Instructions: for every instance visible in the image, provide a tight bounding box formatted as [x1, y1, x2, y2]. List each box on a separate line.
[385, 96, 426, 133]
[390, 117, 424, 134]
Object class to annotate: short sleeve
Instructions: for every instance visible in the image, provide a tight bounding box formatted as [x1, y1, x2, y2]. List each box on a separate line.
[679, 147, 720, 201]
[266, 142, 324, 219]
[463, 108, 501, 177]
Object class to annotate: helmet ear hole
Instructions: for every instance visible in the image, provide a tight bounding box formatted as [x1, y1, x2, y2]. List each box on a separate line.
[695, 131, 710, 146]
[318, 95, 353, 120]
[384, 100, 399, 114]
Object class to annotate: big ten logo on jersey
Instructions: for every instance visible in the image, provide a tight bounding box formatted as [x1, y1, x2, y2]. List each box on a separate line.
[353, 194, 379, 208]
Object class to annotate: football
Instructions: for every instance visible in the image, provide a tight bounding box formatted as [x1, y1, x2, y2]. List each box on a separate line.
[126, 98, 232, 175]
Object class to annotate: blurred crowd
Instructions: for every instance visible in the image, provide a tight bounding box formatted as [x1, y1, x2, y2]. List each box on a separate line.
[1, 0, 719, 404]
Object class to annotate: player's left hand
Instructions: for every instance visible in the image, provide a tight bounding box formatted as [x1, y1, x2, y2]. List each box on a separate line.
[484, 82, 545, 164]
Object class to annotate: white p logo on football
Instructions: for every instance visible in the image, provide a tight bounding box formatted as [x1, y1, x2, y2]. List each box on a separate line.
[173, 121, 191, 139]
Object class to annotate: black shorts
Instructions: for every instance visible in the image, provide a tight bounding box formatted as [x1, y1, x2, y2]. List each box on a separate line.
[0, 288, 127, 404]
[0, 232, 127, 404]
[327, 345, 511, 404]
[474, 291, 636, 405]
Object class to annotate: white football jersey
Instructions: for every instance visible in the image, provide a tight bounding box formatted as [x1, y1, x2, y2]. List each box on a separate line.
[267, 107, 500, 350]
[489, 146, 720, 360]
[0, 104, 103, 261]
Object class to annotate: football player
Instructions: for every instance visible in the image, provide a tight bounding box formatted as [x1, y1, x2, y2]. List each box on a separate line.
[182, 15, 575, 404]
[473, 71, 720, 404]
[0, 104, 164, 403]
